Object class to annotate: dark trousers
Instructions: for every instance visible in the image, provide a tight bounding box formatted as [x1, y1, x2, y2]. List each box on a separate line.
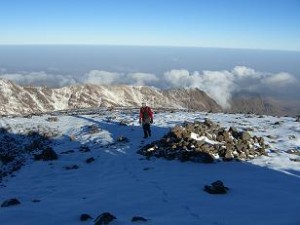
[142, 123, 151, 138]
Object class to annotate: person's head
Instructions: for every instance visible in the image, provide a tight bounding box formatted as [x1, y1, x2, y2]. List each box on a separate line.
[142, 102, 146, 107]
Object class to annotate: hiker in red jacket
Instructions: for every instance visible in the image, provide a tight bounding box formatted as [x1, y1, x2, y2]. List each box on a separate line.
[139, 102, 153, 138]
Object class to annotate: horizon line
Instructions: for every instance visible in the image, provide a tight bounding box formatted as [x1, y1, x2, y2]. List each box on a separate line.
[0, 43, 299, 53]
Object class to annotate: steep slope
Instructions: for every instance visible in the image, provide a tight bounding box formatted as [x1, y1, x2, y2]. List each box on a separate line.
[0, 79, 221, 115]
[229, 92, 300, 117]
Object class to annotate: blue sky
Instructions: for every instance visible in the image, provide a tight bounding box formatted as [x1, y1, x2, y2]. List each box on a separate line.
[0, 0, 299, 51]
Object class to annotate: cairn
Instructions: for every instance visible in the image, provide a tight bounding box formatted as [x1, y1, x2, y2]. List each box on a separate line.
[138, 119, 267, 163]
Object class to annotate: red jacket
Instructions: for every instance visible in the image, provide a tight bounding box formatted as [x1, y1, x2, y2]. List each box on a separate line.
[139, 106, 153, 123]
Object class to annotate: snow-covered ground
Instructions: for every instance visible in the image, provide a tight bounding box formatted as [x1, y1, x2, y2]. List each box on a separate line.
[0, 108, 300, 225]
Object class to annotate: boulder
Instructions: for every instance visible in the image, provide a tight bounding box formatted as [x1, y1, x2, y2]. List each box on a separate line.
[204, 180, 229, 194]
[80, 214, 93, 221]
[131, 216, 148, 222]
[94, 212, 116, 225]
[1, 198, 21, 207]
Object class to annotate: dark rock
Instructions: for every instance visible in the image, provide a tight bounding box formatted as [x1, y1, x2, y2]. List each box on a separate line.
[116, 136, 129, 142]
[194, 151, 215, 163]
[80, 213, 93, 221]
[204, 180, 229, 194]
[94, 212, 116, 225]
[88, 125, 100, 134]
[286, 149, 300, 156]
[131, 216, 148, 222]
[46, 117, 58, 122]
[86, 157, 95, 163]
[119, 120, 130, 126]
[241, 131, 251, 141]
[290, 158, 300, 162]
[273, 121, 282, 125]
[228, 127, 240, 139]
[64, 164, 80, 170]
[34, 147, 58, 161]
[80, 145, 91, 152]
[1, 198, 21, 207]
[60, 150, 75, 154]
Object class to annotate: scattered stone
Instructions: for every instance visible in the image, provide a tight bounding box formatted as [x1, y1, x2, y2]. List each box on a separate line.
[88, 125, 100, 134]
[119, 120, 130, 126]
[34, 147, 58, 161]
[86, 157, 95, 164]
[204, 180, 229, 194]
[80, 145, 91, 152]
[241, 131, 251, 141]
[46, 117, 58, 122]
[1, 198, 21, 207]
[23, 114, 33, 119]
[80, 213, 93, 221]
[266, 135, 278, 140]
[116, 136, 129, 142]
[60, 150, 75, 154]
[94, 212, 116, 225]
[65, 164, 80, 170]
[286, 149, 300, 156]
[143, 167, 153, 171]
[131, 216, 148, 222]
[288, 135, 296, 140]
[70, 134, 76, 141]
[290, 158, 300, 162]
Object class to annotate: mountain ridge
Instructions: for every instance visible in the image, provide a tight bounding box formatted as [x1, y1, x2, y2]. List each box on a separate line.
[0, 79, 221, 115]
[1, 79, 299, 117]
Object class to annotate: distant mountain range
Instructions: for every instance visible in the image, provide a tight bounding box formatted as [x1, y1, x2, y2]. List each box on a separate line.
[228, 92, 300, 117]
[0, 79, 299, 116]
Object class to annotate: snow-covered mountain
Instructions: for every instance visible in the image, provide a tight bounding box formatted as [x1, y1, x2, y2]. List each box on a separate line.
[0, 108, 299, 225]
[0, 79, 221, 115]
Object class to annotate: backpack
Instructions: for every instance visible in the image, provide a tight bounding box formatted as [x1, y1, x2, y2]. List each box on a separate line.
[141, 107, 151, 123]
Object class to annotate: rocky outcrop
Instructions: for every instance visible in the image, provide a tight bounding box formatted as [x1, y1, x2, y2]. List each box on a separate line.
[138, 119, 267, 162]
[0, 126, 55, 181]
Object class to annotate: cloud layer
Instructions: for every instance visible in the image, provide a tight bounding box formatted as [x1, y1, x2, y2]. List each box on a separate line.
[1, 66, 299, 108]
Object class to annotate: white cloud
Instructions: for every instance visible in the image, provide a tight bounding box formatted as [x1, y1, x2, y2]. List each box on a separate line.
[82, 70, 121, 85]
[81, 70, 159, 86]
[0, 71, 76, 88]
[160, 66, 299, 109]
[125, 72, 159, 86]
[1, 66, 298, 109]
[161, 69, 235, 108]
[262, 72, 296, 86]
[162, 69, 192, 88]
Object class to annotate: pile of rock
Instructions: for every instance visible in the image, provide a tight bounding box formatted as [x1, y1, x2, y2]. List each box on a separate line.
[138, 119, 267, 163]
